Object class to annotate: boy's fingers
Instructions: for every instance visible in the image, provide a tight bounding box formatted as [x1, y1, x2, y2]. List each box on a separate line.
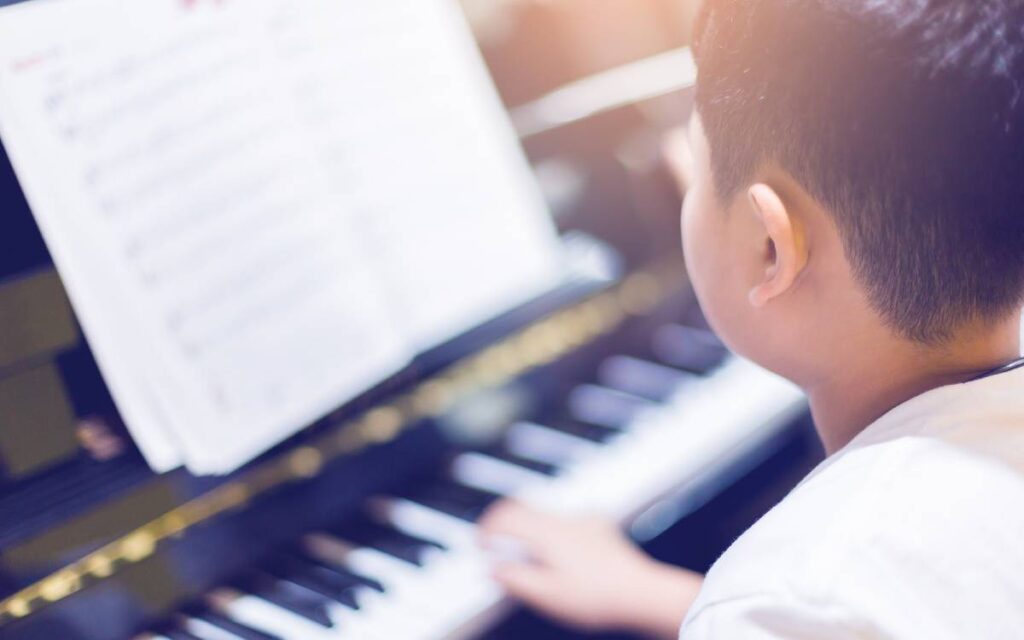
[492, 563, 557, 609]
[478, 500, 556, 544]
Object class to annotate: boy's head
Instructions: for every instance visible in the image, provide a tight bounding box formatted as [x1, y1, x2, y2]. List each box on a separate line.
[681, 0, 1024, 381]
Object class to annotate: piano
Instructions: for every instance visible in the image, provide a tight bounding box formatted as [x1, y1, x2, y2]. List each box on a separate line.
[0, 261, 806, 640]
[0, 4, 807, 639]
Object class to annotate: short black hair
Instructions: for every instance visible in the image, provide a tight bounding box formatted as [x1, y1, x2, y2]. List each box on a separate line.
[693, 0, 1024, 343]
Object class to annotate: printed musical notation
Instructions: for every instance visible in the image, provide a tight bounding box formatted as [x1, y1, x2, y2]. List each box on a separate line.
[0, 0, 563, 473]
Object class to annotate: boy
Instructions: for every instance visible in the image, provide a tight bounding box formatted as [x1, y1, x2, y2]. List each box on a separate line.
[480, 1, 1024, 637]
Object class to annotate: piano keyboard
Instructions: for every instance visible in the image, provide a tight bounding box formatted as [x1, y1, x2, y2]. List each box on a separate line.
[135, 325, 805, 640]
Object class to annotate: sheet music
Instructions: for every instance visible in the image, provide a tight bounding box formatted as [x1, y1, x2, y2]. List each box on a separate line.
[0, 0, 563, 473]
[262, 0, 564, 347]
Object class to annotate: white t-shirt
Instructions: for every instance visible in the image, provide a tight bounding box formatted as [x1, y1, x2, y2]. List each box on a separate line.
[680, 365, 1024, 639]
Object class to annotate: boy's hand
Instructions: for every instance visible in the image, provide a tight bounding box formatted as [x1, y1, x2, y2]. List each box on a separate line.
[478, 501, 703, 639]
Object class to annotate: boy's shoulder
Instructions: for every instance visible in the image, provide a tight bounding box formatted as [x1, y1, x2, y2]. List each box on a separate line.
[684, 368, 1024, 638]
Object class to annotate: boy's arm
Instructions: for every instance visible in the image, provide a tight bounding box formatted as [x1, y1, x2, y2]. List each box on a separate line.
[478, 501, 703, 639]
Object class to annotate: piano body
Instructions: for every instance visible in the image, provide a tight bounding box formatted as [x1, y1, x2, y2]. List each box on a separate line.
[0, 2, 808, 639]
[0, 266, 806, 640]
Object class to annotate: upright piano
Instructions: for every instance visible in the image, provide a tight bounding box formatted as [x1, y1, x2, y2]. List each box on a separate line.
[0, 2, 807, 639]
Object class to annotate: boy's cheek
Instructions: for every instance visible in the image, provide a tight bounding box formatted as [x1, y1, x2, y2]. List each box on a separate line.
[680, 193, 743, 350]
[681, 192, 716, 306]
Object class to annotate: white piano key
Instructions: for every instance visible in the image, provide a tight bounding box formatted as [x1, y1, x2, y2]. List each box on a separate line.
[424, 573, 503, 636]
[567, 384, 656, 430]
[290, 579, 385, 634]
[360, 574, 468, 639]
[320, 599, 406, 640]
[360, 541, 501, 640]
[366, 501, 496, 589]
[503, 421, 598, 466]
[598, 355, 697, 399]
[306, 535, 450, 639]
[368, 497, 476, 548]
[182, 617, 245, 640]
[449, 452, 548, 496]
[322, 504, 508, 640]
[344, 547, 428, 592]
[217, 594, 339, 640]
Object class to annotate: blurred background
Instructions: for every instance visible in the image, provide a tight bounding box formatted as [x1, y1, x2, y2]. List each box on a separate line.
[462, 0, 700, 103]
[462, 0, 702, 269]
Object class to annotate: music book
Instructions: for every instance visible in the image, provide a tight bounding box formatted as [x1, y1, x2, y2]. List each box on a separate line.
[0, 0, 564, 474]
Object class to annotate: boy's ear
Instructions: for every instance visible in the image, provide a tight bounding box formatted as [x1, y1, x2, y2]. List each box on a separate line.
[747, 183, 808, 307]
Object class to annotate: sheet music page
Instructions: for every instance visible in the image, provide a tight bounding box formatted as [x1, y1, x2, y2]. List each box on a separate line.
[0, 0, 413, 473]
[0, 0, 564, 473]
[261, 0, 564, 347]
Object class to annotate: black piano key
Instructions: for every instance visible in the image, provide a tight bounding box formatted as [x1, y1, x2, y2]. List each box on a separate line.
[292, 546, 386, 593]
[193, 608, 283, 640]
[326, 514, 446, 567]
[481, 443, 560, 477]
[229, 570, 335, 629]
[155, 626, 206, 640]
[264, 553, 364, 610]
[546, 416, 620, 443]
[400, 478, 502, 522]
[651, 324, 729, 374]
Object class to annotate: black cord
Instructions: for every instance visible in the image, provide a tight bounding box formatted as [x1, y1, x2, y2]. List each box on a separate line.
[969, 356, 1024, 382]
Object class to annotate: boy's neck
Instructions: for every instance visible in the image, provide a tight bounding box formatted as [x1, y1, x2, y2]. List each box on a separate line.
[806, 315, 1023, 455]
